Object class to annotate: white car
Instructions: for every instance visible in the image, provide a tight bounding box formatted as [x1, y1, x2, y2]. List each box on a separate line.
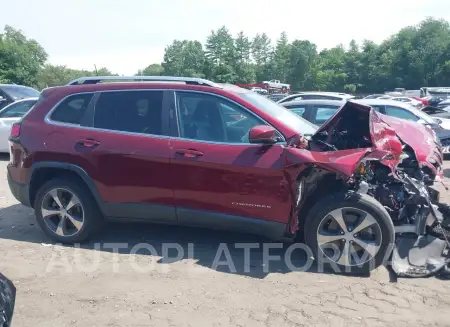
[250, 87, 268, 94]
[0, 97, 38, 152]
[355, 98, 450, 128]
[391, 96, 423, 109]
[277, 92, 355, 104]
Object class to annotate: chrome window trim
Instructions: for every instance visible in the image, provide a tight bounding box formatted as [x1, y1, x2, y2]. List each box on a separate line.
[172, 89, 287, 145]
[44, 88, 288, 146]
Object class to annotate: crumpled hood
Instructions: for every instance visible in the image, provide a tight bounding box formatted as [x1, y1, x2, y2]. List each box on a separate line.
[379, 114, 443, 175]
[307, 101, 442, 178]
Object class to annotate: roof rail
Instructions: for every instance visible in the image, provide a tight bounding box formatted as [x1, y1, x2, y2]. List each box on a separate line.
[67, 76, 221, 88]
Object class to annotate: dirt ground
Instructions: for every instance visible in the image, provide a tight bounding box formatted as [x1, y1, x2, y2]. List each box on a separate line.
[1, 156, 450, 327]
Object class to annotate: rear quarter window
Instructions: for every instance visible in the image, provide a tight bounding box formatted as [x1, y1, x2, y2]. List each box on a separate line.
[50, 93, 94, 125]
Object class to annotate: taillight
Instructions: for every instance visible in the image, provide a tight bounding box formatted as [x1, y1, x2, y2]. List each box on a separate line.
[10, 123, 21, 138]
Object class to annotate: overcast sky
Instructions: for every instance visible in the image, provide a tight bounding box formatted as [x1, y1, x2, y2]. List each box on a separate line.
[2, 0, 449, 75]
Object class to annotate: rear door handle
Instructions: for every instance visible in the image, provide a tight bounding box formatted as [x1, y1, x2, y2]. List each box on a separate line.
[175, 148, 204, 157]
[76, 139, 101, 148]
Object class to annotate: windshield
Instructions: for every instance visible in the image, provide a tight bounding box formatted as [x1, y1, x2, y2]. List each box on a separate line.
[239, 91, 318, 136]
[1, 85, 40, 100]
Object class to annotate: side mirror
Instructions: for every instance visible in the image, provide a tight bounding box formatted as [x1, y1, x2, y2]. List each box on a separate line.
[0, 273, 16, 326]
[434, 118, 442, 124]
[249, 125, 278, 144]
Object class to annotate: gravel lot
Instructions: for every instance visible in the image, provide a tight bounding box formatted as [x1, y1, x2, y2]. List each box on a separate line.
[1, 155, 450, 327]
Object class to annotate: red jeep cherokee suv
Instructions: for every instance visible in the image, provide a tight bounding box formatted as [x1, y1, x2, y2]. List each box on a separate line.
[7, 76, 446, 273]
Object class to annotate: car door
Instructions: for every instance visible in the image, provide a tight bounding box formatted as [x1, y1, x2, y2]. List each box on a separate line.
[169, 90, 292, 228]
[48, 89, 176, 221]
[0, 99, 36, 152]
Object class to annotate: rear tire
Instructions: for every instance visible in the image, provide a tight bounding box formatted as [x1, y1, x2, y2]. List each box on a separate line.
[304, 191, 395, 274]
[34, 178, 103, 243]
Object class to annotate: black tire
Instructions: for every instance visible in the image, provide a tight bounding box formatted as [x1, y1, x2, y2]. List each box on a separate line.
[304, 191, 395, 274]
[34, 178, 103, 243]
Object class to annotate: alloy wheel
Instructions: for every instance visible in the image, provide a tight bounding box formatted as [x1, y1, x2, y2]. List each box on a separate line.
[40, 188, 85, 237]
[316, 207, 382, 267]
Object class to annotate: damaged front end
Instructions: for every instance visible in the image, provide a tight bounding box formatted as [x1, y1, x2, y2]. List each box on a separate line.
[354, 158, 450, 278]
[301, 101, 450, 277]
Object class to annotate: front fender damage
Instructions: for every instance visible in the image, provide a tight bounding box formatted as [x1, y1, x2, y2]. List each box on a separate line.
[285, 100, 450, 277]
[353, 153, 450, 278]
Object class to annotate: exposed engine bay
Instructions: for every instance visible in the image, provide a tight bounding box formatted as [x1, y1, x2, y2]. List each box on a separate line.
[307, 102, 450, 278]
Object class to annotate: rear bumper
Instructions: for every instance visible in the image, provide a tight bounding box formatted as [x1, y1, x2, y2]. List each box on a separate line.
[7, 170, 30, 207]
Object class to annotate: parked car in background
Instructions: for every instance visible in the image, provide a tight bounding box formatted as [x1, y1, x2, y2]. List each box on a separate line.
[281, 98, 450, 155]
[422, 106, 450, 119]
[355, 98, 450, 129]
[427, 95, 448, 108]
[435, 98, 450, 109]
[391, 96, 423, 109]
[409, 96, 429, 106]
[363, 94, 392, 99]
[268, 93, 286, 102]
[250, 87, 268, 95]
[262, 79, 290, 91]
[0, 97, 38, 152]
[355, 99, 450, 154]
[7, 76, 449, 275]
[277, 92, 355, 104]
[278, 99, 343, 125]
[0, 84, 40, 110]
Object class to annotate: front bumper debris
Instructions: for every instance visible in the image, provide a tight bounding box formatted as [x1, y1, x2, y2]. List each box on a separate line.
[391, 204, 450, 278]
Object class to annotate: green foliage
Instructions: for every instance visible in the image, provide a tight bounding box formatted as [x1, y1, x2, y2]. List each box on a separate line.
[158, 18, 450, 93]
[1, 18, 450, 94]
[136, 63, 163, 76]
[35, 65, 115, 90]
[0, 25, 47, 87]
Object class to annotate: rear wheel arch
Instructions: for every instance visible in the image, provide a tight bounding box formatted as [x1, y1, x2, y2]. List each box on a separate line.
[28, 162, 104, 212]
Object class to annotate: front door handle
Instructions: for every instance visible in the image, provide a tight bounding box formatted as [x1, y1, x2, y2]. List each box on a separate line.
[76, 139, 101, 148]
[175, 148, 204, 158]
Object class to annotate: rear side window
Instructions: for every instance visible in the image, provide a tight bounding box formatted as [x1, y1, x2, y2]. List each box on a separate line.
[93, 90, 165, 135]
[314, 105, 339, 124]
[50, 93, 94, 125]
[286, 105, 306, 117]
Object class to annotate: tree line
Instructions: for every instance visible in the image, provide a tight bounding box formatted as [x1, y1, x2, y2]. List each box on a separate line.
[1, 17, 450, 94]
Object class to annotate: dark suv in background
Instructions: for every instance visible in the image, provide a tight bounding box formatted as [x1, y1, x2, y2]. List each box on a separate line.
[6, 76, 448, 274]
[0, 84, 40, 110]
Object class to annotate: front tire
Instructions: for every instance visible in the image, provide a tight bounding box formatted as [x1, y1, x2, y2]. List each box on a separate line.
[34, 178, 103, 243]
[304, 192, 395, 274]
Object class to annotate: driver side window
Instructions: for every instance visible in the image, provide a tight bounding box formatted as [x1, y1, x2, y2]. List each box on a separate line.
[175, 92, 274, 143]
